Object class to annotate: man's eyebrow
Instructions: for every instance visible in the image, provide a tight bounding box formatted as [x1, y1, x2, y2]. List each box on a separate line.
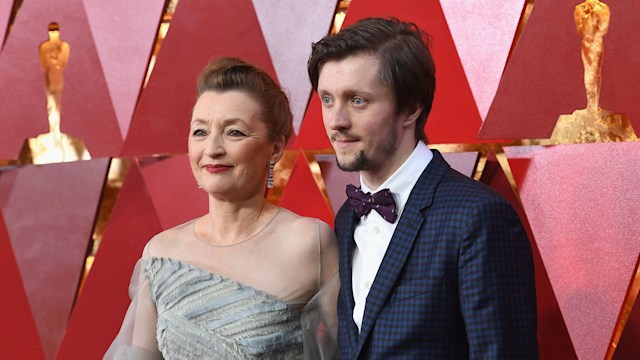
[318, 89, 374, 98]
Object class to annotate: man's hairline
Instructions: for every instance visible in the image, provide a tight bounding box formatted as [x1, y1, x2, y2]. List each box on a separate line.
[316, 50, 393, 95]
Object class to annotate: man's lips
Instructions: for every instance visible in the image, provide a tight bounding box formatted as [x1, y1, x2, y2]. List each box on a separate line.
[331, 134, 359, 149]
[204, 164, 232, 173]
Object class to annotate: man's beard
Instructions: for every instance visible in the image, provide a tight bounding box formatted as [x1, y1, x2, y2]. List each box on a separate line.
[336, 150, 369, 172]
[335, 125, 397, 172]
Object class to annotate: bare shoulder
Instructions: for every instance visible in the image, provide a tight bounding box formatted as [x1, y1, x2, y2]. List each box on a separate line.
[275, 209, 339, 283]
[276, 207, 333, 232]
[143, 218, 198, 259]
[273, 208, 335, 248]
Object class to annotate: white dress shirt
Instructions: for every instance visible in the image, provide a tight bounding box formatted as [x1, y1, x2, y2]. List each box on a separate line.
[351, 142, 433, 330]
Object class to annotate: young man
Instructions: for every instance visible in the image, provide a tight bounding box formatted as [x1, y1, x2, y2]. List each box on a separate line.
[308, 17, 538, 359]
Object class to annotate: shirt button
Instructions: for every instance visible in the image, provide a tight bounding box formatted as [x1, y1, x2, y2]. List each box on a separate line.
[372, 226, 380, 234]
[365, 281, 372, 289]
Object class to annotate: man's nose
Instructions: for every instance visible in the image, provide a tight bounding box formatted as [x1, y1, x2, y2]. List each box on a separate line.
[325, 104, 350, 131]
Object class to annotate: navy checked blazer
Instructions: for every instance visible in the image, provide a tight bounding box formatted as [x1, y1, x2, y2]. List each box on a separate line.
[335, 150, 538, 359]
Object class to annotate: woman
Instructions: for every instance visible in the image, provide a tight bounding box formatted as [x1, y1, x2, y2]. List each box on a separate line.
[105, 58, 338, 359]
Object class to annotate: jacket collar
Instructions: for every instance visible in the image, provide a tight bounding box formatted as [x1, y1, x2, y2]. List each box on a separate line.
[354, 150, 451, 355]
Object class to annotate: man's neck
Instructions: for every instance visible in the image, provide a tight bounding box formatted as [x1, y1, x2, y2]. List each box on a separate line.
[361, 139, 421, 190]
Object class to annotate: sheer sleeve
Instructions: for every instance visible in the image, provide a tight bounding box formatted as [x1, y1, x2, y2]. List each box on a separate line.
[301, 273, 340, 360]
[302, 220, 340, 359]
[316, 219, 339, 288]
[103, 257, 162, 360]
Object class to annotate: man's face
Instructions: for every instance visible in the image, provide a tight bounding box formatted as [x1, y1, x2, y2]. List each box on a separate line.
[317, 54, 407, 178]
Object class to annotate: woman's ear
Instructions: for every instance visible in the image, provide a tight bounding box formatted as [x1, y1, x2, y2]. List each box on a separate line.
[271, 135, 286, 163]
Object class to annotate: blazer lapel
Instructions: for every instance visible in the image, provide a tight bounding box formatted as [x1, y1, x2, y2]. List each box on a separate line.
[337, 205, 360, 351]
[355, 150, 451, 356]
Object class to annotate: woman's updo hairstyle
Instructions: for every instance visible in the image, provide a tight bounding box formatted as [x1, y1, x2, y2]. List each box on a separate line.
[197, 57, 293, 144]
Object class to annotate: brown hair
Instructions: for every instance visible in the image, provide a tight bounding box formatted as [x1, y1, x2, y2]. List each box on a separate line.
[197, 57, 293, 143]
[308, 17, 435, 142]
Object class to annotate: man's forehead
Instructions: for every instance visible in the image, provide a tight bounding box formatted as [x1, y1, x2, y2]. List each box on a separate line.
[317, 55, 385, 92]
[319, 54, 379, 78]
[320, 52, 379, 70]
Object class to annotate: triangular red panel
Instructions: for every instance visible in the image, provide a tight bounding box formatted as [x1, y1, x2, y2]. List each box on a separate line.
[0, 158, 109, 359]
[0, 0, 122, 159]
[480, 152, 577, 360]
[481, 1, 640, 139]
[122, 0, 277, 156]
[440, 151, 478, 178]
[340, 0, 482, 144]
[0, 209, 45, 360]
[82, 0, 165, 139]
[279, 151, 334, 227]
[440, 1, 525, 119]
[57, 163, 163, 360]
[0, 0, 12, 50]
[505, 143, 640, 360]
[252, 0, 337, 133]
[139, 155, 208, 230]
[294, 94, 332, 149]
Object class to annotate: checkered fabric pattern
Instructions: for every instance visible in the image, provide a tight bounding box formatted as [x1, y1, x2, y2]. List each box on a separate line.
[335, 150, 538, 359]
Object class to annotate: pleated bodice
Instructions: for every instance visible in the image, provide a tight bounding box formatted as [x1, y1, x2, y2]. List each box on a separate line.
[146, 257, 303, 359]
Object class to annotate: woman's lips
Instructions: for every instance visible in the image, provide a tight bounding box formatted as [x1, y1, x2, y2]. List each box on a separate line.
[204, 164, 232, 173]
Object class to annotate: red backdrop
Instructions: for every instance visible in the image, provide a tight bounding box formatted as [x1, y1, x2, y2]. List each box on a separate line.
[1, 1, 638, 359]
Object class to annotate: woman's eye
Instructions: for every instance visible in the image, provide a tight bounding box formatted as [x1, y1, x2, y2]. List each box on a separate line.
[192, 129, 207, 137]
[321, 96, 332, 105]
[227, 129, 246, 137]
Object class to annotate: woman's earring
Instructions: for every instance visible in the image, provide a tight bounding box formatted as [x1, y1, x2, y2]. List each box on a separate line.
[266, 160, 275, 189]
[197, 183, 202, 189]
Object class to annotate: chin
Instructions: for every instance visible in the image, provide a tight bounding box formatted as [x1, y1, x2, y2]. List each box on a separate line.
[336, 152, 370, 172]
[335, 155, 353, 171]
[201, 183, 226, 194]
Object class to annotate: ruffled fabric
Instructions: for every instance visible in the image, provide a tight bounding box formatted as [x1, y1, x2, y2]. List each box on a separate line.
[105, 257, 339, 359]
[148, 257, 303, 359]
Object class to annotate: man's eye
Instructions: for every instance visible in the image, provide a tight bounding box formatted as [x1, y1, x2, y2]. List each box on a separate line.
[352, 97, 366, 106]
[321, 96, 333, 104]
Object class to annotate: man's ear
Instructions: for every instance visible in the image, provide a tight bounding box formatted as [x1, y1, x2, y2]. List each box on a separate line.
[402, 102, 423, 128]
[271, 135, 286, 163]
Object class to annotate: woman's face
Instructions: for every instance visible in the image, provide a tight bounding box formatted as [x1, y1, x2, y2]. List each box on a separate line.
[189, 90, 280, 200]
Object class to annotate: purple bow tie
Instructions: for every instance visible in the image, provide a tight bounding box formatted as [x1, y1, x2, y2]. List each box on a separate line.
[346, 184, 397, 223]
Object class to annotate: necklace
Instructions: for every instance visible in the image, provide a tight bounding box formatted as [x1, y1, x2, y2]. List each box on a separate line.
[193, 207, 282, 247]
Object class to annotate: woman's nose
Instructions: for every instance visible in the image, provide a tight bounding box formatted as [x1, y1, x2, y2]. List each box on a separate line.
[204, 134, 225, 157]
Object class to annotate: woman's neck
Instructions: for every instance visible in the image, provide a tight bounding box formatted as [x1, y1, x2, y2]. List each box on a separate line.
[198, 195, 272, 246]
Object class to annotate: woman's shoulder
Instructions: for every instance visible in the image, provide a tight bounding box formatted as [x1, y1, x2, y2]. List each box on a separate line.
[143, 218, 198, 259]
[275, 207, 331, 231]
[272, 208, 336, 250]
[273, 208, 338, 288]
[275, 208, 334, 240]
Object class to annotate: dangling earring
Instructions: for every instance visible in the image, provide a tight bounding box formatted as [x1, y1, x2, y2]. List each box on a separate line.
[266, 160, 275, 189]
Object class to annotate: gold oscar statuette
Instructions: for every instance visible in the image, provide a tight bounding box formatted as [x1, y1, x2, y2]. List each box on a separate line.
[551, 0, 637, 143]
[19, 22, 91, 164]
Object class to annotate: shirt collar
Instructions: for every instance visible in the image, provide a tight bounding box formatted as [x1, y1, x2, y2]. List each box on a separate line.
[360, 142, 432, 219]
